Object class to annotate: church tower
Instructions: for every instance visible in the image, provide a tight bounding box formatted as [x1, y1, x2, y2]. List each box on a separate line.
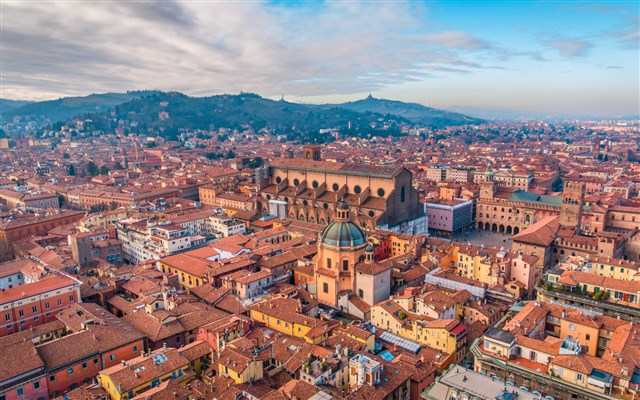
[314, 200, 367, 307]
[560, 182, 585, 231]
[302, 145, 322, 161]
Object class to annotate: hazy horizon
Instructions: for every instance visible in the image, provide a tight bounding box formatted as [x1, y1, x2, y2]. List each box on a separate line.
[2, 1, 638, 117]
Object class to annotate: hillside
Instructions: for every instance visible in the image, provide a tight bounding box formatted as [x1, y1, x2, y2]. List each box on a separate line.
[2, 91, 159, 122]
[0, 99, 33, 117]
[319, 95, 485, 126]
[73, 92, 410, 143]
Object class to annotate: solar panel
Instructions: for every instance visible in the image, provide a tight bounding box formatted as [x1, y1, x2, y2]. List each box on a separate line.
[153, 354, 168, 364]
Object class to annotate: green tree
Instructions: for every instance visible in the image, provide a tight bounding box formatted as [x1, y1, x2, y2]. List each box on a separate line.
[113, 161, 124, 170]
[225, 149, 235, 159]
[63, 152, 70, 159]
[67, 164, 76, 176]
[87, 161, 99, 176]
[100, 165, 110, 175]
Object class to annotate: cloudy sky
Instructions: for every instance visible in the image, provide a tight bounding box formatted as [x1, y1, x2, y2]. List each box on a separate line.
[1, 1, 638, 116]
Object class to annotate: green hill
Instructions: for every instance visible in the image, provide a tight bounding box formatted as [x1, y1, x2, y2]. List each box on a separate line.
[3, 91, 159, 122]
[319, 95, 485, 127]
[0, 99, 33, 118]
[73, 92, 411, 143]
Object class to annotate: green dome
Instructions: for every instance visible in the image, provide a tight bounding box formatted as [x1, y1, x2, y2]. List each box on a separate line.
[320, 220, 366, 247]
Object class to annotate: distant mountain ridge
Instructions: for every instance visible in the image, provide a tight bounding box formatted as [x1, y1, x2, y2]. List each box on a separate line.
[1, 91, 160, 122]
[318, 95, 485, 126]
[0, 90, 484, 127]
[0, 99, 33, 116]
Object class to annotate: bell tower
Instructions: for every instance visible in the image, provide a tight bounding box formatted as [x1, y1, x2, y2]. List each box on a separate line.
[302, 145, 322, 161]
[560, 182, 584, 231]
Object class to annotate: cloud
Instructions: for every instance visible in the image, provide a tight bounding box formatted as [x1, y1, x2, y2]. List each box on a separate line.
[605, 19, 640, 50]
[423, 31, 493, 50]
[543, 37, 594, 58]
[1, 1, 533, 101]
[606, 65, 623, 69]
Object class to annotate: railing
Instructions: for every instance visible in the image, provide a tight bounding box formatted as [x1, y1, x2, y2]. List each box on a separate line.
[537, 287, 640, 322]
[470, 338, 619, 400]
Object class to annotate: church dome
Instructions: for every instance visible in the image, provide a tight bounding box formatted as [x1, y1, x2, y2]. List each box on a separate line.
[320, 199, 366, 247]
[320, 220, 367, 247]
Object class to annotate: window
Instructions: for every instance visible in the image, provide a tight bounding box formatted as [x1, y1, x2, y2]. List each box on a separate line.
[333, 183, 339, 191]
[109, 354, 115, 361]
[377, 188, 385, 197]
[68, 368, 74, 375]
[358, 289, 364, 298]
[50, 376, 55, 382]
[34, 381, 40, 389]
[327, 258, 332, 269]
[57, 299, 62, 306]
[32, 306, 37, 313]
[400, 187, 405, 203]
[4, 314, 9, 322]
[353, 185, 362, 194]
[94, 358, 99, 365]
[343, 260, 349, 271]
[133, 345, 138, 352]
[293, 178, 300, 186]
[82, 362, 88, 369]
[45, 302, 50, 310]
[19, 310, 24, 317]
[17, 388, 24, 396]
[323, 283, 329, 293]
[312, 180, 319, 189]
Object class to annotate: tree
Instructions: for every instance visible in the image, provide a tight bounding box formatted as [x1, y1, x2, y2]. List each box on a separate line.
[87, 161, 99, 176]
[100, 165, 110, 175]
[225, 149, 235, 159]
[67, 164, 76, 176]
[113, 161, 124, 170]
[63, 152, 70, 159]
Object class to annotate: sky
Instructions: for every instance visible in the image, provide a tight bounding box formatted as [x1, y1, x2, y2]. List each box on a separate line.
[1, 0, 638, 117]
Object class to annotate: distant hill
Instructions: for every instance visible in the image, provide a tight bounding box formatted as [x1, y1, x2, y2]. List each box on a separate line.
[2, 91, 160, 122]
[65, 92, 412, 143]
[0, 99, 33, 117]
[2, 91, 484, 142]
[319, 95, 485, 127]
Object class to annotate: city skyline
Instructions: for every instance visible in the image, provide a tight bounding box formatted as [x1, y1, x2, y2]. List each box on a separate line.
[2, 1, 639, 117]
